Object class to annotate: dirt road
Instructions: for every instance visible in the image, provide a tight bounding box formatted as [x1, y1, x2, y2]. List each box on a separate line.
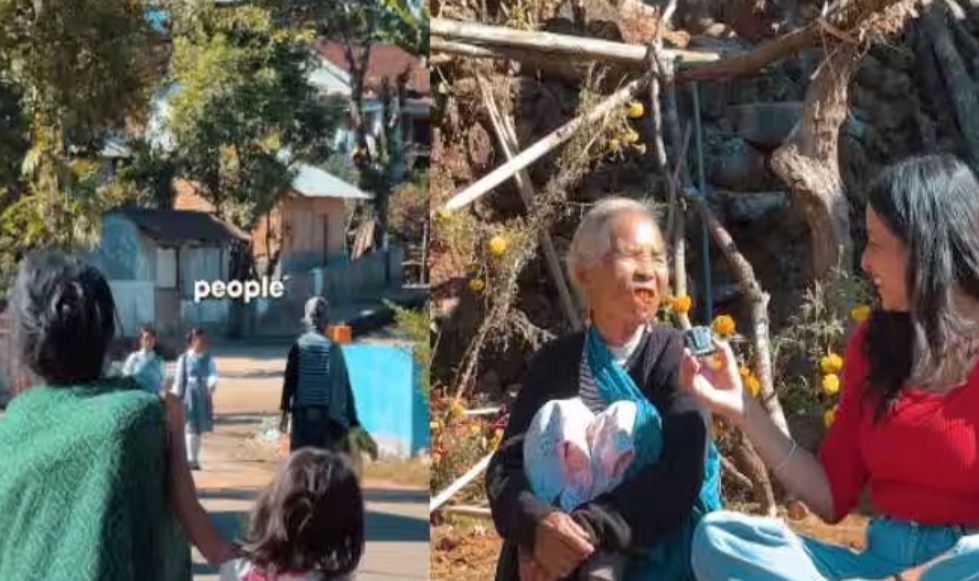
[181, 343, 429, 581]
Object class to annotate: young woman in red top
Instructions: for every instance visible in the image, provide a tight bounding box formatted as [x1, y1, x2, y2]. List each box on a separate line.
[683, 154, 979, 580]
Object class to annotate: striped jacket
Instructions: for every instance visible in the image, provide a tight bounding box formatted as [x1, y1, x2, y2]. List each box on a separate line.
[280, 330, 359, 429]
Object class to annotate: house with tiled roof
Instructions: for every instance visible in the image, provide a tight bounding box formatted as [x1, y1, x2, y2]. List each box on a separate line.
[310, 40, 431, 174]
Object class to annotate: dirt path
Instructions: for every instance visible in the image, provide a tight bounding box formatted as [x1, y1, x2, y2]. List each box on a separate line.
[183, 343, 429, 581]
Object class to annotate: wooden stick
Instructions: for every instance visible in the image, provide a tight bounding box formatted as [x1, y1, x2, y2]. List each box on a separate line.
[671, 125, 692, 190]
[684, 190, 790, 438]
[720, 454, 754, 490]
[431, 18, 722, 66]
[676, 0, 912, 83]
[431, 38, 500, 59]
[430, 452, 493, 512]
[479, 76, 583, 330]
[463, 406, 502, 416]
[670, 124, 693, 331]
[647, 34, 691, 330]
[444, 505, 493, 519]
[441, 76, 649, 212]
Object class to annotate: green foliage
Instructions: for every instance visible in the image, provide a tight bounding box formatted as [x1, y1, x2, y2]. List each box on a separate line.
[379, 0, 429, 54]
[0, 0, 154, 141]
[0, 81, 28, 193]
[388, 301, 431, 401]
[0, 0, 156, 290]
[772, 266, 875, 420]
[276, 0, 428, 55]
[111, 141, 179, 208]
[168, 3, 341, 231]
[323, 152, 361, 186]
[0, 159, 136, 290]
[388, 170, 429, 245]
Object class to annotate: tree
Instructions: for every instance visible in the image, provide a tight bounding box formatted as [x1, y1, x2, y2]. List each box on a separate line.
[0, 0, 154, 144]
[0, 81, 28, 199]
[109, 139, 179, 209]
[388, 170, 429, 245]
[279, 0, 430, 252]
[166, 3, 342, 275]
[0, 0, 156, 287]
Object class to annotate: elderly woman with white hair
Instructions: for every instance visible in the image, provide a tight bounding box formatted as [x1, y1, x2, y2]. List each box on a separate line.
[485, 197, 722, 581]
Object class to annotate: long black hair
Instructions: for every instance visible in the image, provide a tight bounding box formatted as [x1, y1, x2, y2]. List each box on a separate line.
[863, 154, 979, 420]
[7, 249, 116, 387]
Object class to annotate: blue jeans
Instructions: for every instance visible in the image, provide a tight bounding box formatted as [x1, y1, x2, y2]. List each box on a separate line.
[691, 511, 979, 580]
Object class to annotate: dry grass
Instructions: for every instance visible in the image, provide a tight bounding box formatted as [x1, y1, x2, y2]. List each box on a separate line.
[363, 456, 431, 488]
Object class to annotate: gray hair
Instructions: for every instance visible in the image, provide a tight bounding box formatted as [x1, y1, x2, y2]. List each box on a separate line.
[566, 197, 661, 299]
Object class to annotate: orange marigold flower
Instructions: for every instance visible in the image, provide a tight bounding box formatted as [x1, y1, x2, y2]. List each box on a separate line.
[851, 304, 872, 322]
[672, 294, 692, 314]
[488, 235, 508, 257]
[822, 373, 841, 395]
[820, 352, 844, 375]
[712, 314, 736, 337]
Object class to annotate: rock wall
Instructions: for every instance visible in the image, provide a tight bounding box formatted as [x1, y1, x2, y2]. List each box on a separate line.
[431, 0, 977, 396]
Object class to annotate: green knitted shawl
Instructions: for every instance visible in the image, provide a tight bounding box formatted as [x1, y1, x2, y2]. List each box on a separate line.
[0, 379, 192, 581]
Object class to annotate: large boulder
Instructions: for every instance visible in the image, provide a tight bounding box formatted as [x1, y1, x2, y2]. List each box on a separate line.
[704, 133, 781, 191]
[726, 102, 804, 147]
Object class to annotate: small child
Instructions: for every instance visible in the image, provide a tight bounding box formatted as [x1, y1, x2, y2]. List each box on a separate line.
[220, 448, 365, 581]
[122, 324, 164, 393]
[171, 328, 218, 470]
[524, 398, 639, 581]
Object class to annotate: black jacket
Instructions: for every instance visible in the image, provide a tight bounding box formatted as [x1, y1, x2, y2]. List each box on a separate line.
[485, 326, 710, 581]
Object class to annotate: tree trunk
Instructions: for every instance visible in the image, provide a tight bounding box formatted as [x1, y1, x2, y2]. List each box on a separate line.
[770, 44, 859, 282]
[732, 431, 778, 516]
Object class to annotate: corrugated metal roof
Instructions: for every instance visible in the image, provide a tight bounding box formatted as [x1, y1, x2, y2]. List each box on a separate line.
[291, 163, 373, 200]
[114, 207, 250, 246]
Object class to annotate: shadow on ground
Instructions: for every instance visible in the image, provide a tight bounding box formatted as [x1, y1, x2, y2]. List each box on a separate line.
[365, 510, 430, 543]
[214, 413, 277, 427]
[363, 488, 429, 505]
[199, 487, 262, 502]
[219, 369, 286, 380]
[192, 506, 429, 576]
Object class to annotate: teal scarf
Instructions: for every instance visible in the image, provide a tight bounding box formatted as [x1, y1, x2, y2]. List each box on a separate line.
[585, 327, 722, 581]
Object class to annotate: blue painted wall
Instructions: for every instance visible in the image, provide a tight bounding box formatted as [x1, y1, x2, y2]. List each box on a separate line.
[342, 343, 428, 458]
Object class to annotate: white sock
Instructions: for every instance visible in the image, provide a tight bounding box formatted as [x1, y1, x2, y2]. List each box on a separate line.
[186, 432, 201, 464]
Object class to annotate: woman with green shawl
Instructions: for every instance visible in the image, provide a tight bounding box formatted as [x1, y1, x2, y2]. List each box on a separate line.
[0, 250, 237, 581]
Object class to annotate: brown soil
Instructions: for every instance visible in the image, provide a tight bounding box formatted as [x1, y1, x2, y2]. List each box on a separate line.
[430, 509, 943, 581]
[430, 513, 873, 581]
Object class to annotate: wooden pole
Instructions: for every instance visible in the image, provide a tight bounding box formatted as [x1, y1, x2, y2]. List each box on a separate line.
[676, 0, 913, 83]
[430, 452, 493, 513]
[684, 190, 790, 438]
[478, 76, 583, 330]
[431, 38, 502, 59]
[444, 505, 493, 519]
[431, 18, 722, 65]
[441, 76, 649, 212]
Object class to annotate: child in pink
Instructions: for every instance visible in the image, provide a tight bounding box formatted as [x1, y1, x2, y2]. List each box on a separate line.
[220, 449, 365, 581]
